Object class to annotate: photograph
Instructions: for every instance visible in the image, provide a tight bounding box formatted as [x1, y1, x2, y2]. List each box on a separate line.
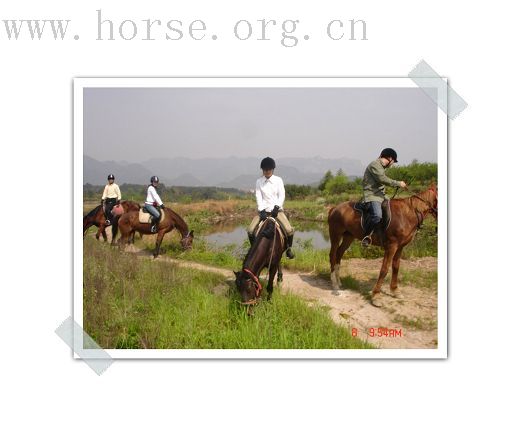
[74, 77, 447, 358]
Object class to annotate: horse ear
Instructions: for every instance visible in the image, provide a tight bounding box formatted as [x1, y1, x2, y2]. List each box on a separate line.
[189, 230, 194, 237]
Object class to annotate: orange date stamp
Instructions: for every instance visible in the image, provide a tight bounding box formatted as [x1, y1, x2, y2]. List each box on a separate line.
[351, 327, 403, 338]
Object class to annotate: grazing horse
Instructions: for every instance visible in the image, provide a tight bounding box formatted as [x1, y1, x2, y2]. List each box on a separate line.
[117, 206, 194, 257]
[234, 216, 285, 311]
[83, 200, 140, 244]
[327, 183, 438, 306]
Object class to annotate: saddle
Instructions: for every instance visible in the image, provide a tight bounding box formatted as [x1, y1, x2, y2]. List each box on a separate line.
[353, 199, 392, 235]
[254, 217, 286, 248]
[138, 208, 165, 224]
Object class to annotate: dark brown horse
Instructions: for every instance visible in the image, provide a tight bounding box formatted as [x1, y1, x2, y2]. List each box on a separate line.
[117, 206, 194, 257]
[83, 200, 140, 244]
[327, 183, 438, 306]
[234, 217, 285, 311]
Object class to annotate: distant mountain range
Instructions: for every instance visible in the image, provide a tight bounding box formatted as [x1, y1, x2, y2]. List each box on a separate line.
[84, 155, 363, 190]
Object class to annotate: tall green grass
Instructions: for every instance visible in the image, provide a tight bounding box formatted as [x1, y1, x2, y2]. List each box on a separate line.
[84, 238, 372, 349]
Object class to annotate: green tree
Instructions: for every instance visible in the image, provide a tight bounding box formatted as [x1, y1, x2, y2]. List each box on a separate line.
[325, 174, 349, 195]
[318, 170, 334, 191]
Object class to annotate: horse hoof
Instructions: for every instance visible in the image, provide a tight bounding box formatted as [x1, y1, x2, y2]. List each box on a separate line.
[331, 289, 341, 296]
[371, 295, 383, 307]
[390, 289, 404, 299]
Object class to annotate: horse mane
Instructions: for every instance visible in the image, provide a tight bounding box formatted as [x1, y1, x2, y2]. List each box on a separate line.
[164, 207, 189, 234]
[84, 204, 101, 219]
[122, 200, 140, 209]
[392, 185, 437, 211]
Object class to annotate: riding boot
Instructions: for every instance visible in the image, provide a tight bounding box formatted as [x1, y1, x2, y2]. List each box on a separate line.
[286, 235, 295, 259]
[151, 217, 158, 233]
[248, 232, 255, 247]
[105, 212, 112, 226]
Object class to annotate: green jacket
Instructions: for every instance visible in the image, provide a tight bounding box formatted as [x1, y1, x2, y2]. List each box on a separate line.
[362, 159, 401, 203]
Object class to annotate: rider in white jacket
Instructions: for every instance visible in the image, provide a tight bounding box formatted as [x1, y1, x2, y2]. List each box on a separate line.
[144, 176, 164, 233]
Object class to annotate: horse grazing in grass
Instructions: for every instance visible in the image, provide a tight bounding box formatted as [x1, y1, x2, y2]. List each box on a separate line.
[117, 206, 194, 257]
[327, 183, 438, 307]
[83, 200, 140, 244]
[234, 216, 286, 313]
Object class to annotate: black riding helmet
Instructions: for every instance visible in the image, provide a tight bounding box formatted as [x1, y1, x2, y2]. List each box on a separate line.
[380, 148, 398, 163]
[107, 174, 115, 180]
[260, 157, 276, 170]
[150, 176, 159, 183]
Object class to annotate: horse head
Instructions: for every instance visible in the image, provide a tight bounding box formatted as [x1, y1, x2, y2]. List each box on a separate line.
[180, 230, 194, 250]
[428, 182, 438, 221]
[234, 270, 262, 306]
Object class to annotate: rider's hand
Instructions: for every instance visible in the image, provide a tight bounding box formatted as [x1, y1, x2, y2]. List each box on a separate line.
[399, 181, 407, 188]
[272, 205, 280, 218]
[260, 210, 268, 221]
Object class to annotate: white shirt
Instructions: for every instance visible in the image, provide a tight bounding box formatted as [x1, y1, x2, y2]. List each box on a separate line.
[145, 185, 163, 206]
[102, 183, 121, 200]
[255, 175, 285, 212]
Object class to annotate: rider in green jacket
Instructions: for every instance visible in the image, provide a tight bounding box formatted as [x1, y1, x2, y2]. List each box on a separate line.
[361, 148, 407, 246]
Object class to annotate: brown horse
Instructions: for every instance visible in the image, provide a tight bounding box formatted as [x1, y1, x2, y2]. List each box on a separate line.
[83, 200, 140, 244]
[117, 206, 194, 257]
[327, 183, 438, 306]
[234, 217, 285, 312]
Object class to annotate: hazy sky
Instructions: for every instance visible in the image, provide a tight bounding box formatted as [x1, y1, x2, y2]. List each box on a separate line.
[83, 87, 438, 165]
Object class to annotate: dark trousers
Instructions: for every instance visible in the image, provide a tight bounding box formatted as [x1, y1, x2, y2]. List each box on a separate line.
[104, 198, 117, 221]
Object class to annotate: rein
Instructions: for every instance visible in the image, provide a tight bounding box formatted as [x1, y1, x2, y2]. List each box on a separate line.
[243, 268, 262, 301]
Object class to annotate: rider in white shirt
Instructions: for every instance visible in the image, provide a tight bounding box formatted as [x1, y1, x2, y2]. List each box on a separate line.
[247, 157, 295, 259]
[144, 176, 165, 233]
[101, 174, 121, 226]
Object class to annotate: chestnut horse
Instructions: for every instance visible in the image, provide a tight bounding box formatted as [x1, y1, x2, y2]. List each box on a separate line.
[117, 206, 194, 257]
[83, 200, 140, 244]
[234, 217, 285, 312]
[327, 183, 438, 307]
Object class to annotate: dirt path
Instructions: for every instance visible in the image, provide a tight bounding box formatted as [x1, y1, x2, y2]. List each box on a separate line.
[123, 244, 438, 349]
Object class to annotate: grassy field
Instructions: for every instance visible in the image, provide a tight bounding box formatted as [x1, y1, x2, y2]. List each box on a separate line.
[83, 238, 372, 349]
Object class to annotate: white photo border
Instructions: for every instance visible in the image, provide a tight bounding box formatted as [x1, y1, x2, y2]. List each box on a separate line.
[74, 77, 448, 359]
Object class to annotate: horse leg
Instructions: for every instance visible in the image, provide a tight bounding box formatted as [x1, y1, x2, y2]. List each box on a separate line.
[267, 263, 278, 301]
[372, 243, 398, 307]
[153, 230, 166, 258]
[277, 263, 283, 283]
[100, 224, 108, 242]
[329, 230, 342, 292]
[390, 246, 404, 298]
[333, 233, 354, 291]
[110, 222, 118, 245]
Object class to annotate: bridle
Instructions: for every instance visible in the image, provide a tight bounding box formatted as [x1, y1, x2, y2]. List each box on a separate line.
[240, 268, 262, 305]
[411, 190, 438, 217]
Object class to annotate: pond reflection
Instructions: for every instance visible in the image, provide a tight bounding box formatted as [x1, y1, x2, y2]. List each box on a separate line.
[204, 222, 330, 250]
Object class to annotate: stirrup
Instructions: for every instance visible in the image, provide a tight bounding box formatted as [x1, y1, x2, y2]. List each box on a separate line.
[105, 219, 111, 226]
[361, 235, 372, 247]
[151, 224, 157, 233]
